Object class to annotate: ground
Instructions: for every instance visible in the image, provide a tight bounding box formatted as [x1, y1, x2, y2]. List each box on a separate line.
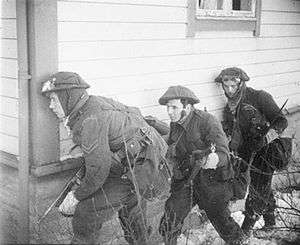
[1, 154, 299, 244]
[18, 188, 300, 244]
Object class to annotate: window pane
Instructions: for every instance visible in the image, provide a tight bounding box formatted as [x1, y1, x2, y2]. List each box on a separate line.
[199, 0, 252, 11]
[199, 0, 218, 10]
[232, 0, 241, 10]
[240, 0, 252, 11]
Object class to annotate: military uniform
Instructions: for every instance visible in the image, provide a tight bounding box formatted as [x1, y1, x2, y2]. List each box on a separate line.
[218, 68, 288, 233]
[158, 86, 245, 245]
[42, 72, 170, 245]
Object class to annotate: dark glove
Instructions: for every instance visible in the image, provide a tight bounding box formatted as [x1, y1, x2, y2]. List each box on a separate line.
[250, 122, 269, 138]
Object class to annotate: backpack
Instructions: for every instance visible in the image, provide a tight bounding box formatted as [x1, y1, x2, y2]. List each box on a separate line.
[123, 127, 172, 201]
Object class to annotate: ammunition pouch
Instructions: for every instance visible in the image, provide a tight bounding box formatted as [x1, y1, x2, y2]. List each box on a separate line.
[118, 127, 152, 161]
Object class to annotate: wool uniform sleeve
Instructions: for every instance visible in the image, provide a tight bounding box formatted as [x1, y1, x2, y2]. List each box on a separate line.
[74, 114, 112, 201]
[204, 114, 230, 168]
[257, 91, 288, 132]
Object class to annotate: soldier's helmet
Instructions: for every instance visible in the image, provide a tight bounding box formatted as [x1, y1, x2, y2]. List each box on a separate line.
[41, 72, 90, 95]
[159, 85, 200, 105]
[214, 67, 250, 84]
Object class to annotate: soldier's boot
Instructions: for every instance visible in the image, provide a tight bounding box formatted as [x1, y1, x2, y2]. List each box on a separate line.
[241, 215, 258, 236]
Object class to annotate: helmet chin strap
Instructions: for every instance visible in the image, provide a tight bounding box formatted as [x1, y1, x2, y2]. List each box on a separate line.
[65, 90, 87, 117]
[180, 110, 187, 119]
[178, 105, 192, 123]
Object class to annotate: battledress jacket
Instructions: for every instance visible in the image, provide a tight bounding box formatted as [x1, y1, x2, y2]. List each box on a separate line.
[67, 95, 168, 201]
[168, 109, 234, 181]
[222, 87, 288, 160]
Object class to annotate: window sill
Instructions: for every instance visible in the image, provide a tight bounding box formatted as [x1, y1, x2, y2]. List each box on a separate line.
[196, 15, 257, 21]
[31, 156, 84, 177]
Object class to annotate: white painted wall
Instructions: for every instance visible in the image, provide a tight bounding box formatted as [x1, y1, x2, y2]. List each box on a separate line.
[57, 0, 300, 157]
[0, 0, 18, 156]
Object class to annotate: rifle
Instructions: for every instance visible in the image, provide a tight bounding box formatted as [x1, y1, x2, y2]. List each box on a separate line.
[144, 115, 170, 136]
[38, 159, 85, 224]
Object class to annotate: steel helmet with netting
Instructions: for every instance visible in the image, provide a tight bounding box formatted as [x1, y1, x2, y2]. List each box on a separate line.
[41, 72, 90, 95]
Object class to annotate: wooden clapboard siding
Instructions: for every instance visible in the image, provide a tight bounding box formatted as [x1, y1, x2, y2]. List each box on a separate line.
[248, 71, 300, 89]
[0, 134, 18, 156]
[0, 115, 18, 137]
[114, 73, 300, 109]
[261, 0, 300, 38]
[1, 0, 16, 18]
[261, 11, 300, 25]
[260, 25, 300, 37]
[262, 0, 300, 12]
[58, 22, 186, 41]
[1, 58, 18, 78]
[0, 96, 18, 119]
[59, 37, 300, 61]
[1, 19, 17, 39]
[2, 39, 17, 58]
[0, 0, 19, 156]
[0, 77, 18, 98]
[59, 48, 300, 79]
[60, 0, 186, 7]
[58, 1, 186, 22]
[58, 0, 300, 158]
[86, 62, 300, 96]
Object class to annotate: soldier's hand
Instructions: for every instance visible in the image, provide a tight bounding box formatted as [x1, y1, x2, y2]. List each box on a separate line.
[58, 190, 79, 216]
[266, 128, 278, 144]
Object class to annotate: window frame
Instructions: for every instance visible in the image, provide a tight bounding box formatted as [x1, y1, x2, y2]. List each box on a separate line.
[186, 0, 261, 37]
[196, 0, 256, 20]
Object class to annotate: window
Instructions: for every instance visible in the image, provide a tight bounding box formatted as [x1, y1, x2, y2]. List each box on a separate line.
[197, 0, 256, 19]
[187, 0, 261, 37]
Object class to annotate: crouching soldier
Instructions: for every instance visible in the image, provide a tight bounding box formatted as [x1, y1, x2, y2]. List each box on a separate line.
[158, 85, 246, 245]
[41, 72, 171, 244]
[215, 67, 288, 235]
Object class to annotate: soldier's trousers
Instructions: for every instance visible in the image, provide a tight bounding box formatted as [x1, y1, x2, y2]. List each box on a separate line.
[71, 174, 148, 245]
[242, 162, 276, 230]
[159, 170, 245, 245]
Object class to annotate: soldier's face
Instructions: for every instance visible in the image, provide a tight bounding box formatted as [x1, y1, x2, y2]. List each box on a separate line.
[49, 92, 66, 119]
[166, 99, 191, 122]
[222, 80, 239, 98]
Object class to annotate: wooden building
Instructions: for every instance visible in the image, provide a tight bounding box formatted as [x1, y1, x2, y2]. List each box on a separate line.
[1, 0, 300, 243]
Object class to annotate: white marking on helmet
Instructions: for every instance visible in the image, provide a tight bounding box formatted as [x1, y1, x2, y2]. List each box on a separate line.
[42, 80, 55, 92]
